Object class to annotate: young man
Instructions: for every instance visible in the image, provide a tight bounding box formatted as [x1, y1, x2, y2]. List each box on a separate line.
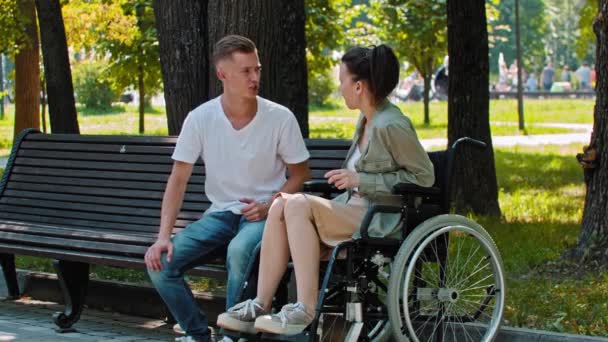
[145, 35, 310, 342]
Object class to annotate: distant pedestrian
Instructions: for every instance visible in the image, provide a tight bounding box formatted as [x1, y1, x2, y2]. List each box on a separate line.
[560, 65, 571, 82]
[526, 73, 537, 91]
[541, 62, 554, 91]
[576, 63, 591, 90]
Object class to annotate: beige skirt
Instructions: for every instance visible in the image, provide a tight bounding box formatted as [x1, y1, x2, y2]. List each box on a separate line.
[279, 192, 368, 257]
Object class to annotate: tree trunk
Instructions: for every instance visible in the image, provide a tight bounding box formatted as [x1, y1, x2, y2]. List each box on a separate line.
[0, 54, 4, 120]
[35, 0, 79, 134]
[153, 0, 209, 135]
[14, 0, 40, 139]
[575, 0, 608, 262]
[423, 72, 431, 125]
[138, 63, 145, 134]
[207, 0, 309, 137]
[41, 75, 47, 133]
[447, 0, 501, 216]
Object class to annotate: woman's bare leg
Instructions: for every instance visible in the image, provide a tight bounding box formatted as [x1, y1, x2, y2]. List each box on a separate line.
[283, 194, 319, 315]
[256, 197, 290, 310]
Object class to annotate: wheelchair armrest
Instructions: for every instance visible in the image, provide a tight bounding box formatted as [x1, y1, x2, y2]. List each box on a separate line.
[303, 180, 337, 194]
[392, 182, 441, 196]
[360, 205, 402, 239]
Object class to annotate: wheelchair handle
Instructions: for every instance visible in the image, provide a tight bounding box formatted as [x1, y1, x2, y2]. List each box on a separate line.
[451, 137, 487, 150]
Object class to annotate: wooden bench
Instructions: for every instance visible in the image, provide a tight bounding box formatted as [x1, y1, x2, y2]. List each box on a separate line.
[0, 128, 350, 331]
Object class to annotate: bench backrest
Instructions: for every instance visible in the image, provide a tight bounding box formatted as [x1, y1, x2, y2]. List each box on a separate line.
[0, 130, 351, 238]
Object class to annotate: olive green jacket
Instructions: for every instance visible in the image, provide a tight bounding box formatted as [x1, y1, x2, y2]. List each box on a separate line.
[333, 100, 435, 239]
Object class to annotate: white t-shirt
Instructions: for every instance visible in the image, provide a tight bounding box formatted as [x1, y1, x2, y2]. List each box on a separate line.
[172, 96, 310, 214]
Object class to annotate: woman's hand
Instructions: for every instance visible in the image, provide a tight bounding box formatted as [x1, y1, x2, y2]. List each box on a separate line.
[325, 169, 360, 190]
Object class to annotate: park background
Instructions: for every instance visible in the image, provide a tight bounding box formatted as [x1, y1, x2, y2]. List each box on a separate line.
[0, 0, 606, 338]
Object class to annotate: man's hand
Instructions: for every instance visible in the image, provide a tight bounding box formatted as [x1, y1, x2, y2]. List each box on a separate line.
[145, 238, 173, 271]
[325, 169, 360, 190]
[240, 198, 270, 221]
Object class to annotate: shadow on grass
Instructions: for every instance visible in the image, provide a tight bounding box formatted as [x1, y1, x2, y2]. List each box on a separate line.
[495, 149, 583, 193]
[78, 104, 127, 116]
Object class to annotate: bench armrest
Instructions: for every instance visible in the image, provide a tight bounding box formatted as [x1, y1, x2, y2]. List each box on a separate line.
[303, 180, 337, 193]
[392, 183, 441, 196]
[360, 205, 402, 239]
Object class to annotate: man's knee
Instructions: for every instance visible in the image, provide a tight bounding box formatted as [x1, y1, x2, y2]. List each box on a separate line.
[147, 254, 179, 284]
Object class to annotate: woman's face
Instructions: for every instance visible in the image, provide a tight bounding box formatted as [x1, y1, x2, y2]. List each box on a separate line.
[339, 63, 360, 110]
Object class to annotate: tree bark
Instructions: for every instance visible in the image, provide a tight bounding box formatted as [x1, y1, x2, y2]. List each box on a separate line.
[575, 0, 608, 262]
[35, 0, 79, 134]
[423, 72, 431, 125]
[0, 54, 4, 120]
[138, 64, 145, 134]
[14, 0, 40, 139]
[447, 0, 501, 216]
[153, 0, 209, 135]
[207, 0, 308, 137]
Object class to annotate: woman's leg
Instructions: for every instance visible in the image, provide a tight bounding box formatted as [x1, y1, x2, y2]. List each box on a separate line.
[256, 197, 291, 310]
[283, 194, 320, 315]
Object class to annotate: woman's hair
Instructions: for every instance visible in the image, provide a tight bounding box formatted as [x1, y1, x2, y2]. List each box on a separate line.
[341, 44, 400, 104]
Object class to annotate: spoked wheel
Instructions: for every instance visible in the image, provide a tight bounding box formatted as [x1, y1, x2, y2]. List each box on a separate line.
[387, 215, 505, 342]
[315, 259, 392, 342]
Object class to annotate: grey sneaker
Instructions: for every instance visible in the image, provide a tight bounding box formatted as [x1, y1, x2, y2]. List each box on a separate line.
[254, 302, 314, 335]
[217, 299, 267, 334]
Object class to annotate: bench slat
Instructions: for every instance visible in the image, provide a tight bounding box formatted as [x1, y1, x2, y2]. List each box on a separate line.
[7, 182, 206, 202]
[15, 157, 175, 173]
[0, 212, 169, 233]
[9, 174, 205, 193]
[0, 197, 202, 221]
[11, 166, 206, 183]
[2, 190, 208, 212]
[17, 149, 176, 164]
[0, 204, 201, 228]
[0, 231, 148, 256]
[0, 222, 156, 244]
[21, 141, 177, 154]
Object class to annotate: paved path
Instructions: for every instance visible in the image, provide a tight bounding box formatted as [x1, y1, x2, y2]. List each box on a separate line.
[0, 298, 178, 341]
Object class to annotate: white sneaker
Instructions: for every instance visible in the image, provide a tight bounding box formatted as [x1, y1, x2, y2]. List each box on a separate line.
[173, 323, 186, 335]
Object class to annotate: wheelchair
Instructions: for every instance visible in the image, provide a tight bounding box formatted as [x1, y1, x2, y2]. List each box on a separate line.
[239, 137, 505, 342]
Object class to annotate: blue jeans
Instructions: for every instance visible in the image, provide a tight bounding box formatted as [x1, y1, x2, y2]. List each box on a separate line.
[148, 211, 265, 340]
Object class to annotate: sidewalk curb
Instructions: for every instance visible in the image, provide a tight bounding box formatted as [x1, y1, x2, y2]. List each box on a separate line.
[2, 269, 606, 341]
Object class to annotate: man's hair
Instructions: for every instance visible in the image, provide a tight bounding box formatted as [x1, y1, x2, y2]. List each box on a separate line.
[212, 35, 257, 65]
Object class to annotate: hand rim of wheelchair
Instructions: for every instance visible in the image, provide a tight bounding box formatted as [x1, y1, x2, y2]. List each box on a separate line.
[387, 215, 506, 342]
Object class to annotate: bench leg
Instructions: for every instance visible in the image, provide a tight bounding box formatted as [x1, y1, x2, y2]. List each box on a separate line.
[0, 253, 20, 299]
[52, 260, 89, 332]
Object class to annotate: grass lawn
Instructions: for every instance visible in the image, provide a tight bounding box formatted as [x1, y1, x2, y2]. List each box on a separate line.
[2, 98, 605, 335]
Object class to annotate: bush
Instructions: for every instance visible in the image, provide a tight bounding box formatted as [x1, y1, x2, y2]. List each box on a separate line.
[308, 69, 336, 107]
[73, 60, 117, 110]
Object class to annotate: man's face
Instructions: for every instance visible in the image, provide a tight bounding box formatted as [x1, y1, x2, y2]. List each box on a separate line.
[216, 51, 261, 99]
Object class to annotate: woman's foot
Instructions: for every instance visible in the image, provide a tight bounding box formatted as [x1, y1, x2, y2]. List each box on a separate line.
[216, 299, 268, 335]
[254, 302, 314, 335]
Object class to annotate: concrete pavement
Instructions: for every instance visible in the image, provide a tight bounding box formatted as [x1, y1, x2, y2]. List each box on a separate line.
[0, 298, 177, 341]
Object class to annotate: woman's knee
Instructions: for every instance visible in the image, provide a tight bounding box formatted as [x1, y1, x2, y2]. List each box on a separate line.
[283, 193, 312, 218]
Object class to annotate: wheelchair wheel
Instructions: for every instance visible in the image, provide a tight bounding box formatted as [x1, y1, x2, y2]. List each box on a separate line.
[387, 215, 505, 342]
[316, 313, 391, 342]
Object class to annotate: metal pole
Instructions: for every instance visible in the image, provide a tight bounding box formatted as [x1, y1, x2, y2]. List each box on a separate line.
[515, 0, 524, 130]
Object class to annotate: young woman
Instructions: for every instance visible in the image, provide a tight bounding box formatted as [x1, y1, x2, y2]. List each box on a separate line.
[216, 44, 435, 336]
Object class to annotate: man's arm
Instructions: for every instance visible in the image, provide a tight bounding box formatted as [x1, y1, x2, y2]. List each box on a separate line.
[280, 160, 311, 194]
[240, 160, 310, 221]
[145, 161, 194, 271]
